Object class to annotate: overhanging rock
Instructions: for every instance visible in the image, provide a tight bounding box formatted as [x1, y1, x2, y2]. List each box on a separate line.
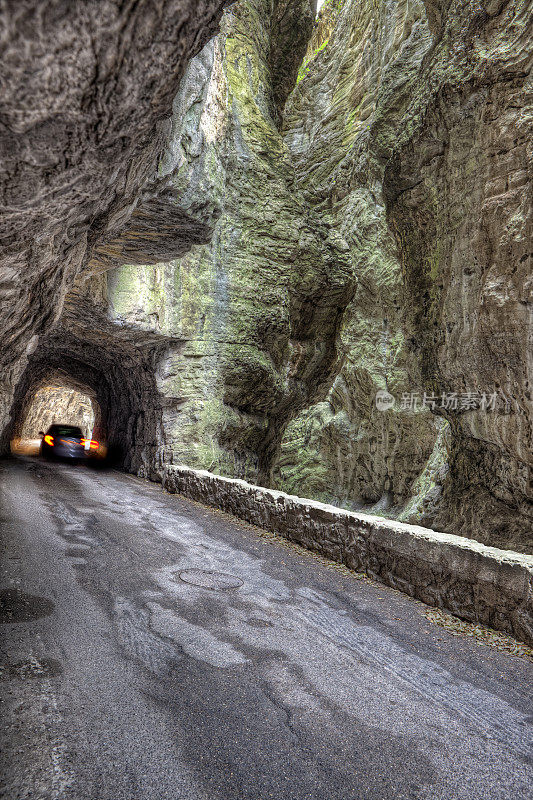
[162, 465, 533, 647]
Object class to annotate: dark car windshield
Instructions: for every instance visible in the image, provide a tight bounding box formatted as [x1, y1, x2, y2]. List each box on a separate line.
[48, 425, 83, 437]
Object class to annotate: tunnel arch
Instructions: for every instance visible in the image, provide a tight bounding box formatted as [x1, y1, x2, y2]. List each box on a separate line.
[10, 361, 107, 446]
[3, 324, 169, 478]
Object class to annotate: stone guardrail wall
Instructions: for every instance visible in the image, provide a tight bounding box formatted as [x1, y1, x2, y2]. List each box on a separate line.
[162, 465, 533, 647]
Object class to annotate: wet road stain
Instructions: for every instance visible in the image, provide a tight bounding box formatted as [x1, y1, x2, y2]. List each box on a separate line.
[0, 588, 54, 623]
[0, 656, 62, 680]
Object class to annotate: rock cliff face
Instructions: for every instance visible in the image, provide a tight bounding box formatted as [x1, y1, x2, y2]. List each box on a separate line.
[107, 0, 354, 483]
[383, 0, 533, 551]
[276, 0, 443, 520]
[20, 387, 95, 440]
[278, 0, 532, 552]
[1, 0, 531, 553]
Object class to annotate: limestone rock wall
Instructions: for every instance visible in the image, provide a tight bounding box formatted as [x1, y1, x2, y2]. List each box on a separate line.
[20, 387, 95, 440]
[383, 0, 533, 551]
[274, 0, 532, 552]
[104, 0, 531, 552]
[275, 0, 444, 519]
[107, 0, 355, 484]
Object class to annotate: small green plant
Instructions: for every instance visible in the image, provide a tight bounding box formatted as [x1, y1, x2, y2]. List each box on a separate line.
[296, 0, 347, 85]
[297, 38, 329, 84]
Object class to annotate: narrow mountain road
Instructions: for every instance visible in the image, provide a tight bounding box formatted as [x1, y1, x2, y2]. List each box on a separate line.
[1, 458, 531, 800]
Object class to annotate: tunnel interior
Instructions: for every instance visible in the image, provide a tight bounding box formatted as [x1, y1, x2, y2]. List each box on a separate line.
[4, 319, 168, 477]
[19, 385, 97, 441]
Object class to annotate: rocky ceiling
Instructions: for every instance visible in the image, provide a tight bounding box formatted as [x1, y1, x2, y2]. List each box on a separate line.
[0, 0, 229, 440]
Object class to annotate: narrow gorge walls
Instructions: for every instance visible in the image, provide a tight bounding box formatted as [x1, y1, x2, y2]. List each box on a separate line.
[1, 0, 531, 553]
[383, 0, 533, 551]
[276, 0, 443, 521]
[107, 0, 355, 484]
[146, 0, 530, 552]
[273, 0, 532, 554]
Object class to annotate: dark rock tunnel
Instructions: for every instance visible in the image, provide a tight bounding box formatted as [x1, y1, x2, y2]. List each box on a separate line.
[3, 325, 168, 478]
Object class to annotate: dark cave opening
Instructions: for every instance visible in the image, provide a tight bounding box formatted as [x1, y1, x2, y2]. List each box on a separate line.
[3, 329, 166, 478]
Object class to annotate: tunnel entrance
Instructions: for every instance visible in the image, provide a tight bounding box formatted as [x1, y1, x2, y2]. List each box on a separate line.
[3, 322, 167, 477]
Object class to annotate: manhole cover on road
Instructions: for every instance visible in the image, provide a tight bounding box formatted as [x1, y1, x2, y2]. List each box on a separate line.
[178, 569, 243, 590]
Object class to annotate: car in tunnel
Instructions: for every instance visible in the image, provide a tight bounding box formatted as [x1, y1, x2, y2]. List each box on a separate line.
[39, 424, 99, 462]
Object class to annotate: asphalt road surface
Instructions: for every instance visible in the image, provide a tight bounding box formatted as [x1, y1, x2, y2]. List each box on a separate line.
[1, 457, 532, 800]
